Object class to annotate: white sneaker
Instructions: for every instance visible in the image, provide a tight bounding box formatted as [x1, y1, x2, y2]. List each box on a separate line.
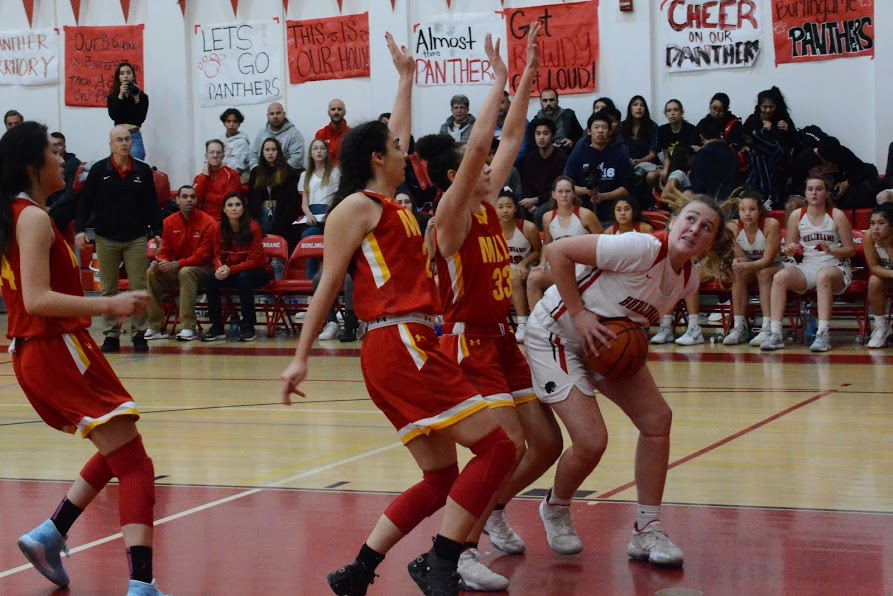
[722, 326, 747, 346]
[539, 498, 583, 555]
[675, 326, 704, 346]
[708, 303, 727, 323]
[175, 329, 195, 342]
[650, 324, 675, 345]
[457, 548, 509, 592]
[143, 328, 169, 341]
[749, 328, 771, 347]
[318, 321, 340, 340]
[809, 329, 831, 352]
[483, 509, 525, 554]
[627, 521, 684, 567]
[760, 332, 784, 351]
[515, 322, 526, 344]
[867, 324, 889, 349]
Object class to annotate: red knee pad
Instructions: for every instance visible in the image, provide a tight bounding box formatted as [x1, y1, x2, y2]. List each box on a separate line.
[384, 463, 459, 535]
[105, 435, 156, 527]
[449, 428, 515, 518]
[80, 452, 114, 492]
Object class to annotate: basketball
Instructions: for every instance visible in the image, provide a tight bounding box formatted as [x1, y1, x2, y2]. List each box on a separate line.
[585, 318, 649, 380]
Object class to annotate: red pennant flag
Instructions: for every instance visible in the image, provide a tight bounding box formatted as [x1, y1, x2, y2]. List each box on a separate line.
[120, 0, 131, 22]
[70, 0, 81, 24]
[446, 0, 452, 8]
[282, 0, 289, 13]
[230, 0, 238, 17]
[22, 0, 35, 27]
[337, 0, 343, 12]
[178, 0, 186, 16]
[391, 0, 396, 10]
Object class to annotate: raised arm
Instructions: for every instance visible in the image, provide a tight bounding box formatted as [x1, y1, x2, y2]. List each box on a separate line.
[385, 32, 415, 156]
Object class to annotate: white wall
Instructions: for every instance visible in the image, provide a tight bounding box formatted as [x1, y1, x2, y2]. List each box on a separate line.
[0, 0, 888, 189]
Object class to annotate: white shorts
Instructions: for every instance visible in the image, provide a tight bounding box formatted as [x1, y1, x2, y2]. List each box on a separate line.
[524, 316, 601, 404]
[790, 259, 852, 293]
[634, 161, 660, 176]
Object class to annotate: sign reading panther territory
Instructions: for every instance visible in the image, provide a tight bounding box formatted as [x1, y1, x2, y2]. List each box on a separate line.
[286, 13, 370, 84]
[0, 29, 59, 86]
[660, 0, 761, 72]
[772, 0, 874, 65]
[64, 25, 144, 107]
[503, 1, 600, 96]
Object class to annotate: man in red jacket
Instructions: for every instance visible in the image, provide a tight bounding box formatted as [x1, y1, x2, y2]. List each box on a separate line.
[314, 99, 350, 164]
[194, 139, 242, 221]
[144, 185, 216, 341]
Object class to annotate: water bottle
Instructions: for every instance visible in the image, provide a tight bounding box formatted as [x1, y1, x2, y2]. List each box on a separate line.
[803, 314, 817, 346]
[229, 316, 239, 338]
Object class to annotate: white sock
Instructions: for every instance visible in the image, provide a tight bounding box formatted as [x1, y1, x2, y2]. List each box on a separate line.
[546, 488, 572, 507]
[687, 319, 701, 331]
[660, 314, 673, 328]
[733, 315, 745, 329]
[770, 320, 782, 335]
[636, 504, 660, 530]
[517, 315, 528, 325]
[817, 320, 830, 333]
[761, 318, 771, 330]
[874, 315, 887, 329]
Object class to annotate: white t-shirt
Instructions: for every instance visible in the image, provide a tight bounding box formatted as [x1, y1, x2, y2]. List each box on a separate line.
[298, 168, 340, 207]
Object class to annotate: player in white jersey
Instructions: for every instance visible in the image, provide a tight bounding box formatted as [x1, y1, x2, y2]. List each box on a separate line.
[524, 190, 735, 567]
[722, 188, 784, 345]
[761, 176, 854, 352]
[497, 187, 541, 343]
[864, 204, 893, 347]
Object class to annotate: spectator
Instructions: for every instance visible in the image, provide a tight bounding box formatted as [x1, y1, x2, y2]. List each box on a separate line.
[220, 108, 251, 180]
[518, 116, 568, 228]
[4, 109, 23, 130]
[564, 110, 634, 223]
[689, 116, 738, 200]
[439, 93, 476, 145]
[201, 193, 272, 343]
[107, 62, 149, 160]
[395, 185, 431, 236]
[75, 125, 162, 353]
[494, 90, 510, 140]
[144, 185, 216, 342]
[621, 95, 660, 181]
[647, 99, 698, 191]
[247, 137, 301, 252]
[299, 139, 340, 279]
[593, 96, 615, 114]
[864, 204, 893, 347]
[193, 139, 242, 222]
[249, 102, 305, 170]
[695, 92, 744, 152]
[496, 188, 541, 343]
[488, 139, 522, 199]
[791, 136, 879, 209]
[518, 89, 583, 163]
[605, 197, 654, 235]
[877, 142, 893, 204]
[742, 87, 798, 209]
[315, 99, 351, 163]
[46, 132, 81, 233]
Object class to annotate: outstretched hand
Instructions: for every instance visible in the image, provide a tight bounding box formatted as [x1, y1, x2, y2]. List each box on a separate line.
[484, 34, 507, 80]
[386, 32, 415, 79]
[525, 20, 542, 71]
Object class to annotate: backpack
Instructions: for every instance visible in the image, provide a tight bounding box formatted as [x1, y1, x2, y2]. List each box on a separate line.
[799, 125, 829, 149]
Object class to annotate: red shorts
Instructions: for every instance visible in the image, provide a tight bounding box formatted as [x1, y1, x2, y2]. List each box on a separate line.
[12, 330, 138, 437]
[439, 331, 535, 408]
[361, 322, 486, 445]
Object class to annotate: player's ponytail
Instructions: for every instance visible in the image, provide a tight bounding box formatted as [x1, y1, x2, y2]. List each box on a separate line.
[663, 186, 736, 284]
[0, 121, 50, 257]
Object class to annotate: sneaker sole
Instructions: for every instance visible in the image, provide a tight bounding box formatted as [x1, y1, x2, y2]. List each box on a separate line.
[17, 537, 69, 587]
[538, 501, 583, 556]
[627, 547, 684, 567]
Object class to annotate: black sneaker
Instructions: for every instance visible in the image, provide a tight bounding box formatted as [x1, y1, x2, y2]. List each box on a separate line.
[326, 561, 377, 596]
[132, 334, 149, 353]
[100, 336, 120, 353]
[237, 326, 257, 342]
[408, 550, 461, 596]
[201, 326, 226, 342]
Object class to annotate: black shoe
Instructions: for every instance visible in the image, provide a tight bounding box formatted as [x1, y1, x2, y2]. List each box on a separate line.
[201, 326, 226, 342]
[407, 550, 461, 596]
[327, 561, 377, 596]
[100, 337, 120, 353]
[237, 326, 257, 342]
[132, 334, 149, 353]
[340, 310, 358, 342]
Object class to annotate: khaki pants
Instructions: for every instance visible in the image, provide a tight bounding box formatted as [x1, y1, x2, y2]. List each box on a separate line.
[146, 264, 212, 332]
[96, 235, 149, 339]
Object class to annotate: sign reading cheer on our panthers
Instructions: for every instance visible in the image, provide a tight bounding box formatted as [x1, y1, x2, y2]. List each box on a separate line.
[660, 0, 761, 72]
[0, 29, 59, 86]
[772, 0, 874, 65]
[193, 20, 283, 107]
[286, 13, 370, 84]
[64, 25, 144, 107]
[413, 12, 506, 87]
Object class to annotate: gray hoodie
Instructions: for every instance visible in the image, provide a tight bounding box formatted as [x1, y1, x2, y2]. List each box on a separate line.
[439, 113, 477, 145]
[223, 131, 251, 176]
[249, 119, 306, 170]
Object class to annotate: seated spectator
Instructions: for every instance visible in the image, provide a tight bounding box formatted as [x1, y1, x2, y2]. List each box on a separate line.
[220, 108, 251, 180]
[144, 185, 216, 342]
[604, 197, 654, 235]
[864, 204, 893, 348]
[791, 136, 879, 209]
[201, 193, 272, 343]
[194, 139, 242, 221]
[647, 99, 699, 191]
[496, 188, 541, 343]
[621, 95, 659, 179]
[299, 139, 340, 279]
[249, 102, 305, 170]
[690, 117, 738, 200]
[519, 88, 583, 159]
[315, 99, 351, 163]
[518, 116, 568, 228]
[395, 185, 431, 234]
[741, 87, 798, 209]
[660, 145, 692, 195]
[564, 110, 634, 223]
[4, 109, 23, 130]
[877, 142, 893, 204]
[46, 131, 81, 233]
[695, 93, 744, 152]
[439, 94, 476, 145]
[488, 138, 521, 199]
[247, 137, 301, 252]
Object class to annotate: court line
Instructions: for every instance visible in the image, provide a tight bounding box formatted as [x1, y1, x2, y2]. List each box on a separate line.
[597, 389, 835, 500]
[0, 441, 402, 581]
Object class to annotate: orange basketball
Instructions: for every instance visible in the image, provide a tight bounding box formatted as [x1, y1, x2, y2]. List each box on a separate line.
[585, 318, 649, 380]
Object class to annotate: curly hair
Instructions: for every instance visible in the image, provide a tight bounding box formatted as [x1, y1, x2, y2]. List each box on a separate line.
[330, 121, 391, 211]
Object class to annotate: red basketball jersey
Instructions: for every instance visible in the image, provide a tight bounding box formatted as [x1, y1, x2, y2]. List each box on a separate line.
[436, 201, 512, 324]
[351, 192, 438, 321]
[2, 197, 90, 339]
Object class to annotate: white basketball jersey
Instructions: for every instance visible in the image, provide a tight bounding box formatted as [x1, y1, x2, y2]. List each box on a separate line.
[736, 220, 781, 263]
[531, 233, 699, 343]
[875, 244, 892, 269]
[549, 208, 588, 242]
[797, 207, 843, 266]
[506, 222, 532, 265]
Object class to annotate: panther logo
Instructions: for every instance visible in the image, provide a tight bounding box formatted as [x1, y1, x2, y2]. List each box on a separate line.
[544, 381, 556, 394]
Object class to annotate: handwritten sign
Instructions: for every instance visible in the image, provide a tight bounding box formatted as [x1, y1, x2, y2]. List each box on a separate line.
[660, 0, 761, 72]
[286, 13, 370, 84]
[64, 25, 144, 107]
[0, 30, 59, 86]
[413, 13, 505, 87]
[193, 20, 283, 107]
[504, 2, 599, 96]
[772, 0, 874, 65]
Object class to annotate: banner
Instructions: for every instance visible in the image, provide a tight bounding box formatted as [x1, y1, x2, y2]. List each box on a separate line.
[286, 13, 369, 84]
[0, 29, 59, 86]
[772, 0, 873, 65]
[504, 1, 599, 96]
[193, 20, 283, 107]
[660, 0, 761, 72]
[64, 25, 144, 107]
[413, 12, 505, 87]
